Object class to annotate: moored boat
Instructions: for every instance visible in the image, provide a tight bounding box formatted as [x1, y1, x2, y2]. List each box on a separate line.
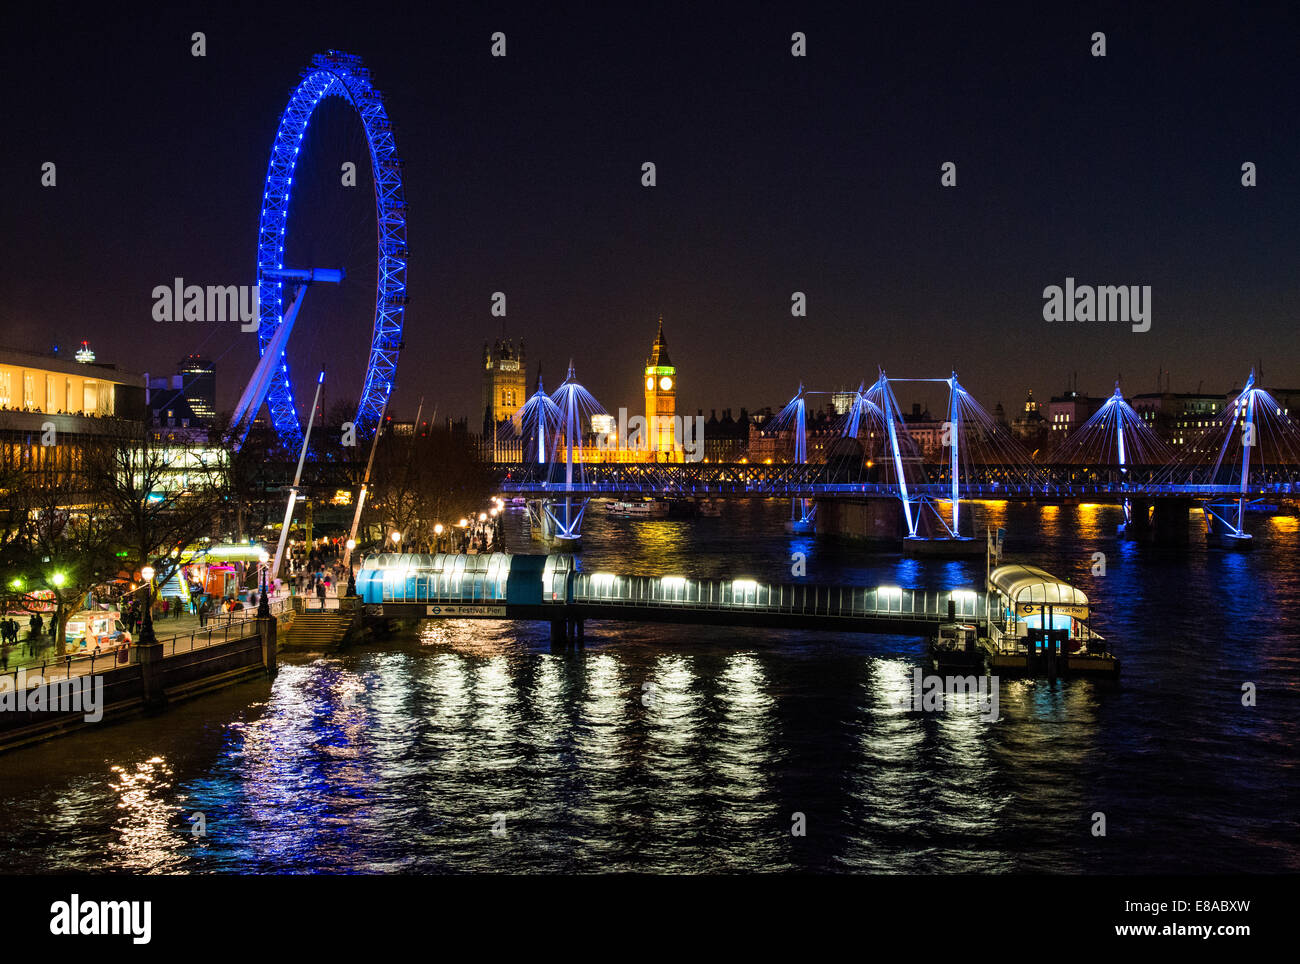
[606, 499, 670, 518]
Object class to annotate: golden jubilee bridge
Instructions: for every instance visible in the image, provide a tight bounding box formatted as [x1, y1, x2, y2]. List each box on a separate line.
[494, 368, 1300, 551]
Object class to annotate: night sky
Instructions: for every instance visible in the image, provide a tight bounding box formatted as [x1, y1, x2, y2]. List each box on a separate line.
[4, 1, 1298, 425]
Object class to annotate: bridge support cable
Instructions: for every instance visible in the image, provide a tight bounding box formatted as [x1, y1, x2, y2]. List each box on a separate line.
[865, 373, 921, 536]
[773, 384, 816, 529]
[534, 363, 606, 544]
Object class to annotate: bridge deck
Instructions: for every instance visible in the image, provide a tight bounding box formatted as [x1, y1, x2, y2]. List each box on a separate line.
[495, 462, 1300, 499]
[500, 480, 1300, 498]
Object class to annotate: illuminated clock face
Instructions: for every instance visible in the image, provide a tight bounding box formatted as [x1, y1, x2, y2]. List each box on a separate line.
[646, 376, 654, 390]
[660, 376, 673, 391]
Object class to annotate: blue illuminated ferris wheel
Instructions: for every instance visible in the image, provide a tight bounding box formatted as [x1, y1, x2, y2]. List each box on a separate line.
[254, 51, 407, 451]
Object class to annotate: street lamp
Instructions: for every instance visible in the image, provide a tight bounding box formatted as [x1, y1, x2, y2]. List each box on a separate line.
[51, 571, 65, 587]
[433, 523, 443, 553]
[478, 513, 487, 523]
[139, 565, 157, 645]
[390, 532, 402, 546]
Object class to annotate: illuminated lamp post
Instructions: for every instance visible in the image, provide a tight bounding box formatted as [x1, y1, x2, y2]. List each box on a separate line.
[257, 549, 271, 617]
[139, 565, 156, 645]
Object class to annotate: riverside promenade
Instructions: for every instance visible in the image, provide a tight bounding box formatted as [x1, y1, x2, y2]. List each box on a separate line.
[1, 596, 294, 688]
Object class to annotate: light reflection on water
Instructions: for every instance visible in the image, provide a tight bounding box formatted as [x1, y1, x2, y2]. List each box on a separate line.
[0, 499, 1296, 873]
[108, 756, 189, 873]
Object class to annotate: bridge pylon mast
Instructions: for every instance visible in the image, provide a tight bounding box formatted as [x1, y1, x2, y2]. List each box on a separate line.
[1237, 371, 1257, 535]
[948, 373, 961, 535]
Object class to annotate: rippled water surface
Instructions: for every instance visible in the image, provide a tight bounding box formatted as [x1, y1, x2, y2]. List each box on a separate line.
[1, 501, 1297, 873]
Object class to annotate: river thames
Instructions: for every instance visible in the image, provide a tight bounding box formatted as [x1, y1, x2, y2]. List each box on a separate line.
[1, 500, 1296, 873]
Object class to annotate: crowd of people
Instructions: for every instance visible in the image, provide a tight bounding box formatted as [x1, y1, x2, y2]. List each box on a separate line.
[2, 507, 511, 669]
[0, 612, 46, 670]
[291, 542, 348, 608]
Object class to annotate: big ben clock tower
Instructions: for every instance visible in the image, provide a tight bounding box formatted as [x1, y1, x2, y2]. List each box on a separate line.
[643, 317, 679, 459]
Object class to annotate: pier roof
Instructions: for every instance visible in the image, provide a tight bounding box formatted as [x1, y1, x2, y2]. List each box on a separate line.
[989, 564, 1089, 607]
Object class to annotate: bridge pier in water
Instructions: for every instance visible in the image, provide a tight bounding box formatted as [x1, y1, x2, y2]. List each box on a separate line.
[1121, 498, 1197, 546]
[532, 497, 588, 550]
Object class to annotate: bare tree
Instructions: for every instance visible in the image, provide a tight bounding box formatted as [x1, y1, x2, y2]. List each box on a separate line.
[367, 426, 495, 552]
[4, 465, 120, 654]
[84, 423, 228, 642]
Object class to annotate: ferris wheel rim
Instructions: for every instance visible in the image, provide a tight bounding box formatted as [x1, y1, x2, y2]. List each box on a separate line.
[254, 50, 407, 450]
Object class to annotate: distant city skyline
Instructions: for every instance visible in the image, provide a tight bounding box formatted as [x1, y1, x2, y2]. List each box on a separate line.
[1, 319, 1280, 431]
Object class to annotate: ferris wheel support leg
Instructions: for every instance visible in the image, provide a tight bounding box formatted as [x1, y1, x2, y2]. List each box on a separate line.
[231, 283, 310, 448]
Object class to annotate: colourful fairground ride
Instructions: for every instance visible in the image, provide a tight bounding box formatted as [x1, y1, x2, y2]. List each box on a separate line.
[4, 588, 56, 621]
[153, 543, 272, 612]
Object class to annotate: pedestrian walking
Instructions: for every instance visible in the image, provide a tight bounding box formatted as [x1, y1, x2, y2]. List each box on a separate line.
[316, 580, 326, 609]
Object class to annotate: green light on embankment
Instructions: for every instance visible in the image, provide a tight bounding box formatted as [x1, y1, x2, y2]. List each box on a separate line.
[51, 572, 65, 587]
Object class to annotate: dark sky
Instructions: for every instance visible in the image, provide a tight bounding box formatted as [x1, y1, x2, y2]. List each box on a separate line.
[4, 1, 1298, 425]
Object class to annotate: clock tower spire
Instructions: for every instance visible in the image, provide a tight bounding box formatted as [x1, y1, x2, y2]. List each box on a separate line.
[643, 316, 679, 459]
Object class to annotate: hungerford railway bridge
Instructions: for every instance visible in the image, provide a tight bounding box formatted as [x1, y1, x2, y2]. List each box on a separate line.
[493, 368, 1300, 550]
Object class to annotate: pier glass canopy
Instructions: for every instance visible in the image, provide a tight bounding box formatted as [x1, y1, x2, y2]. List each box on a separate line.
[989, 563, 1091, 632]
[356, 553, 577, 605]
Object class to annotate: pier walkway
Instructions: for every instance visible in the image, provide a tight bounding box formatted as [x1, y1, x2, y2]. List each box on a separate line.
[355, 552, 988, 637]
